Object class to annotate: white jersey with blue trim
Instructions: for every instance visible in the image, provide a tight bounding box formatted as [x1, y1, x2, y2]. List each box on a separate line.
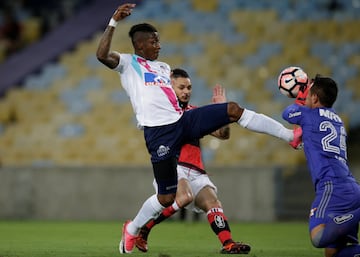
[114, 53, 183, 128]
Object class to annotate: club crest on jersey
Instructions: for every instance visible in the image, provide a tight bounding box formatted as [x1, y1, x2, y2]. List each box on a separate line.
[333, 214, 354, 224]
[145, 73, 170, 87]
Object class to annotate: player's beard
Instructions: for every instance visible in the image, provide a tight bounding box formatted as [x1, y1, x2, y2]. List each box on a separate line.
[178, 100, 188, 109]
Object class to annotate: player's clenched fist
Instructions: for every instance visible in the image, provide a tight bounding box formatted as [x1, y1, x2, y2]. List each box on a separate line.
[107, 3, 136, 28]
[113, 3, 136, 22]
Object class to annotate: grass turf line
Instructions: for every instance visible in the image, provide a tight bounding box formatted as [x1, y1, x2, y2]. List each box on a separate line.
[0, 220, 323, 257]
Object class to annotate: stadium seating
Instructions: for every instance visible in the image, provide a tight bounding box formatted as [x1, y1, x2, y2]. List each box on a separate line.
[0, 0, 359, 166]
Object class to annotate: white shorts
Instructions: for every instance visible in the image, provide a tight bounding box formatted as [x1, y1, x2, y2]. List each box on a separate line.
[153, 165, 217, 213]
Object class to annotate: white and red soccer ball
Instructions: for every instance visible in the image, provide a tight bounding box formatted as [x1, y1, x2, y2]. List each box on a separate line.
[278, 66, 308, 98]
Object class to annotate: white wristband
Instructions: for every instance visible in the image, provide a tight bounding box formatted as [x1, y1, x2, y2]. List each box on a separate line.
[108, 18, 118, 27]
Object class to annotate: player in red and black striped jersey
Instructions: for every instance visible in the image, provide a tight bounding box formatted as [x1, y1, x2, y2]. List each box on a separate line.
[135, 68, 251, 254]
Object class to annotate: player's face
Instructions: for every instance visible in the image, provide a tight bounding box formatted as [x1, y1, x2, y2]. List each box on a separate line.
[171, 77, 192, 104]
[141, 32, 161, 61]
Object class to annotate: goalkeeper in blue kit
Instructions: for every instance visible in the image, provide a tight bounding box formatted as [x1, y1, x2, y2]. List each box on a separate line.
[283, 75, 360, 257]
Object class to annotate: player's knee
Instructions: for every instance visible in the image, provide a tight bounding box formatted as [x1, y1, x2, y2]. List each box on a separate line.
[311, 233, 326, 248]
[227, 102, 243, 122]
[185, 193, 194, 205]
[177, 192, 194, 208]
[310, 224, 328, 248]
[214, 199, 222, 208]
[311, 237, 321, 248]
[158, 194, 176, 207]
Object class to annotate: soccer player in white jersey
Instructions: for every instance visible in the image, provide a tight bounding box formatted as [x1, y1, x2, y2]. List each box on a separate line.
[283, 75, 360, 257]
[96, 3, 302, 254]
[135, 68, 250, 254]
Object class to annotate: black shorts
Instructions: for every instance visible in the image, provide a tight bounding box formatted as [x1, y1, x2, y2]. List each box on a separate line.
[152, 157, 178, 194]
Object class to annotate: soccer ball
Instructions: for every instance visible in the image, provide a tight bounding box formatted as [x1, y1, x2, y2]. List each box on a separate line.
[277, 66, 308, 98]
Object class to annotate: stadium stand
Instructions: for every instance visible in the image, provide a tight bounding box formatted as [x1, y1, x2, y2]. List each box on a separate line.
[0, 0, 359, 166]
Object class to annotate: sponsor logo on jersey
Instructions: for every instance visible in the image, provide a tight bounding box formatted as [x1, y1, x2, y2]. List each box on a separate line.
[333, 214, 354, 224]
[289, 111, 301, 118]
[157, 145, 170, 157]
[144, 73, 170, 87]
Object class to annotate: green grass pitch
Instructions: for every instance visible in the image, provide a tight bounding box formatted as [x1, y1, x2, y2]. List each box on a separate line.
[0, 220, 323, 257]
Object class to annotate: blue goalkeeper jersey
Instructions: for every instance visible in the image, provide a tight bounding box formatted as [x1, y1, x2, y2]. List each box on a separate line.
[282, 104, 353, 187]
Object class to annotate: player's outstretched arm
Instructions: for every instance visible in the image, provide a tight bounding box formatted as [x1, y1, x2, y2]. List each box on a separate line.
[96, 3, 136, 69]
[211, 84, 230, 140]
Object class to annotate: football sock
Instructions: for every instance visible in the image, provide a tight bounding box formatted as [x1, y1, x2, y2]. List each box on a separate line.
[130, 194, 165, 235]
[144, 219, 156, 231]
[146, 201, 180, 230]
[207, 208, 232, 245]
[317, 208, 360, 247]
[238, 109, 293, 142]
[334, 245, 360, 257]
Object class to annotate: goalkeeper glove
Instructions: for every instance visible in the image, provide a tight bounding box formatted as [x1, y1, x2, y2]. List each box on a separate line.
[295, 80, 313, 106]
[289, 127, 303, 150]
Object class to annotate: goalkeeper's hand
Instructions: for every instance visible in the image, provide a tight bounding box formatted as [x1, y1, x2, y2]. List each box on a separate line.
[289, 127, 303, 150]
[295, 80, 312, 106]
